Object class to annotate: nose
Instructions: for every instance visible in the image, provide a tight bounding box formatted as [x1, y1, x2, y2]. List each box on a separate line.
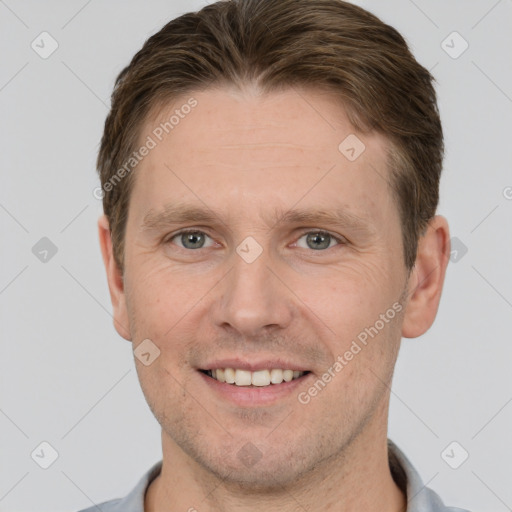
[212, 244, 295, 338]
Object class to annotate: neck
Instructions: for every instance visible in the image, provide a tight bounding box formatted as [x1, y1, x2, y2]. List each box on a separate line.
[145, 410, 406, 511]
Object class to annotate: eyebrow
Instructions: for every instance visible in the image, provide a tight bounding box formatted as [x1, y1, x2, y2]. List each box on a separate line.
[140, 201, 374, 235]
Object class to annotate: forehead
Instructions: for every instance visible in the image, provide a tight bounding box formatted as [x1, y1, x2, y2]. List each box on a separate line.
[130, 85, 396, 228]
[144, 84, 385, 163]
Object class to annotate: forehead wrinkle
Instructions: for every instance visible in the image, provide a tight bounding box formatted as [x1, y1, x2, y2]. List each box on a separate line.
[217, 143, 318, 150]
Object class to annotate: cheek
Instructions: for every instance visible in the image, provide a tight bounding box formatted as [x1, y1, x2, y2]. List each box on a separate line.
[125, 259, 202, 338]
[135, 359, 189, 431]
[294, 263, 404, 379]
[303, 258, 397, 325]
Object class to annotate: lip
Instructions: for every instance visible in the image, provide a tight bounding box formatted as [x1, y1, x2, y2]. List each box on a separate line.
[198, 369, 313, 407]
[198, 358, 309, 372]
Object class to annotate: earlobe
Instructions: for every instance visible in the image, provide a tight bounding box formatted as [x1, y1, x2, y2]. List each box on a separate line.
[98, 215, 132, 341]
[401, 215, 450, 339]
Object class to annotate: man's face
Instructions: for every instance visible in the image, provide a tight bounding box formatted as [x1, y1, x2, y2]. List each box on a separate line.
[114, 86, 410, 486]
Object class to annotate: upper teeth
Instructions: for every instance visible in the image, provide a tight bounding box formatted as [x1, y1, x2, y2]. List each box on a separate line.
[208, 368, 305, 386]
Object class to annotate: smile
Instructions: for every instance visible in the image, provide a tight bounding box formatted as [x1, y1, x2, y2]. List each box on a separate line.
[201, 368, 310, 387]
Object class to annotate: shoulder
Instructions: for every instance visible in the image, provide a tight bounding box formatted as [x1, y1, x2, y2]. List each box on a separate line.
[75, 461, 162, 512]
[388, 439, 472, 512]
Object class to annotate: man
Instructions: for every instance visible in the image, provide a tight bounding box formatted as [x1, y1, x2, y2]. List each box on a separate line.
[82, 0, 470, 510]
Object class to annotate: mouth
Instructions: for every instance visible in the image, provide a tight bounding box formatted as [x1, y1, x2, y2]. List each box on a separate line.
[200, 368, 311, 387]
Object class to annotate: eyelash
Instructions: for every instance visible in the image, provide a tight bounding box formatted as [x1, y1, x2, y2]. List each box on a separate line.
[165, 229, 346, 251]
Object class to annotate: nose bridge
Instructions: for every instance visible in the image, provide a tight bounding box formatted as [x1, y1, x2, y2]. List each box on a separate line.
[215, 238, 293, 335]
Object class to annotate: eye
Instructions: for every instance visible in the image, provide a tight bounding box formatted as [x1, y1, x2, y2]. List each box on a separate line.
[165, 229, 345, 252]
[295, 230, 345, 251]
[166, 230, 215, 250]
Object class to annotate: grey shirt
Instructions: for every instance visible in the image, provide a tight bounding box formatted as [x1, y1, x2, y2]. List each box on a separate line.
[77, 439, 471, 512]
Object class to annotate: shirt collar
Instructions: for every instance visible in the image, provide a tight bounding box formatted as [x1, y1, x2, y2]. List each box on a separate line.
[388, 438, 452, 511]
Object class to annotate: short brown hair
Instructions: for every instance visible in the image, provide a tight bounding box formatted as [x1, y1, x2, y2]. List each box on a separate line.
[97, 0, 443, 272]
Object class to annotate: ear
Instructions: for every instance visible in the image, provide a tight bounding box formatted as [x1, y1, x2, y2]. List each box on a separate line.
[98, 214, 132, 341]
[401, 215, 450, 338]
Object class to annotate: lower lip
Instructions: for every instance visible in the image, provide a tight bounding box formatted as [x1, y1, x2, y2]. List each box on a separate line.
[199, 371, 312, 407]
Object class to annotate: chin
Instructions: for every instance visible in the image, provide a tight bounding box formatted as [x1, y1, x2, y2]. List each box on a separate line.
[170, 426, 312, 490]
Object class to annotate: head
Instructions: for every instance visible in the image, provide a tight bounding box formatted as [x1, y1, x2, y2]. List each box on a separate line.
[98, 0, 449, 491]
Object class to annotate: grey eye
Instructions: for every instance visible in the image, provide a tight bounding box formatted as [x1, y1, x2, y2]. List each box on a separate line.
[170, 230, 213, 250]
[296, 231, 340, 251]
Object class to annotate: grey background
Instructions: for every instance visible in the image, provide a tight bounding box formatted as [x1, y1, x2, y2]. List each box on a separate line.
[1, 0, 511, 511]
